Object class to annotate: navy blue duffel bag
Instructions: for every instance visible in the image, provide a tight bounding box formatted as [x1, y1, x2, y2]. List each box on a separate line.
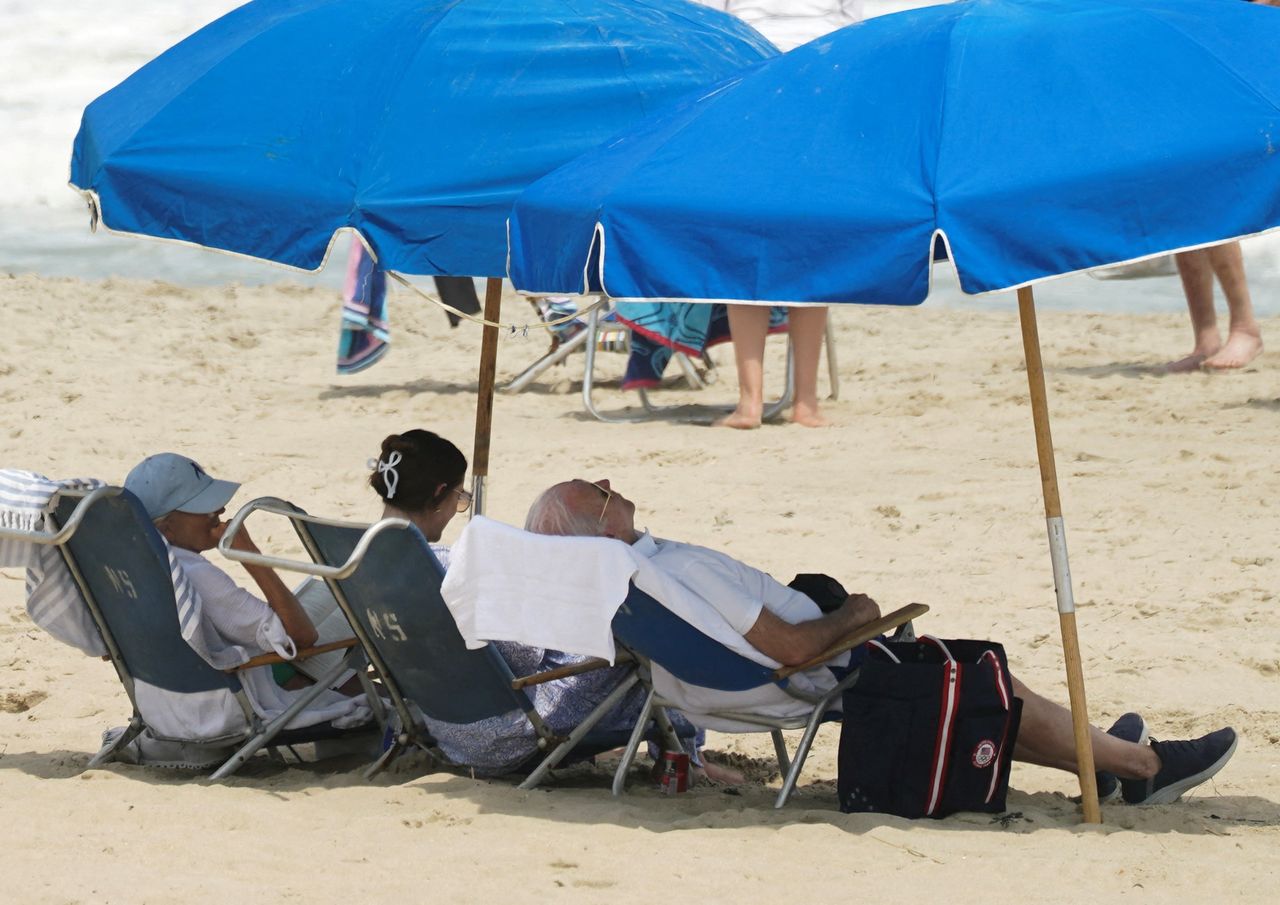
[838, 637, 1022, 818]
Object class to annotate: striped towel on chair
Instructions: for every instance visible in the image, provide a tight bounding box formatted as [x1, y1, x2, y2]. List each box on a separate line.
[0, 469, 108, 655]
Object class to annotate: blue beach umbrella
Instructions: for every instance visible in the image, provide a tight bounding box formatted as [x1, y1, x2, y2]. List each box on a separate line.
[511, 0, 1280, 302]
[509, 0, 1280, 821]
[70, 0, 775, 510]
[70, 0, 774, 279]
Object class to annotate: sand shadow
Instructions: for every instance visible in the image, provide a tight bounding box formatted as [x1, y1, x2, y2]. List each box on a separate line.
[1234, 397, 1280, 413]
[1057, 362, 1170, 380]
[555, 404, 760, 426]
[0, 745, 380, 789]
[352, 755, 1280, 837]
[318, 377, 477, 400]
[6, 743, 1276, 836]
[505, 377, 764, 425]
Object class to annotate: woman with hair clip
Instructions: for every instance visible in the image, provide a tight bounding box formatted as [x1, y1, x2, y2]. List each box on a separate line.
[365, 430, 744, 784]
[367, 429, 472, 567]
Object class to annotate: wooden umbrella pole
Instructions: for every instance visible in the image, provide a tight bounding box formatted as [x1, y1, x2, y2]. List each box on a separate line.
[1016, 286, 1101, 824]
[470, 276, 503, 518]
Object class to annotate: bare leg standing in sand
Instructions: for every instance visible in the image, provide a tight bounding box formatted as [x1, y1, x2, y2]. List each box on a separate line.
[1168, 242, 1263, 372]
[717, 304, 830, 428]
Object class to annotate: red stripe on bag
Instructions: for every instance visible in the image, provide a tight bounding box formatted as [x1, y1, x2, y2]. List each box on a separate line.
[980, 649, 1011, 711]
[926, 659, 960, 815]
[979, 649, 1012, 804]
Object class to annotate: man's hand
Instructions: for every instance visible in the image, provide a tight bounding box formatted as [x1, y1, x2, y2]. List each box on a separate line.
[839, 592, 880, 629]
[745, 591, 883, 667]
[215, 521, 319, 649]
[212, 520, 260, 554]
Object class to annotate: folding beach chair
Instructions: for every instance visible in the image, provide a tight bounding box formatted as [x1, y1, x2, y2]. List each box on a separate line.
[610, 586, 928, 807]
[13, 486, 369, 778]
[220, 498, 684, 786]
[503, 301, 719, 410]
[504, 300, 840, 424]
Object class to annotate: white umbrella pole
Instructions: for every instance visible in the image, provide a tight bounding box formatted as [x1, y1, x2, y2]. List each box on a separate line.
[1017, 286, 1101, 824]
[470, 277, 503, 517]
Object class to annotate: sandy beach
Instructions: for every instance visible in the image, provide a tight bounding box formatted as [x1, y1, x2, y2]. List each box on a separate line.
[1, 272, 1277, 903]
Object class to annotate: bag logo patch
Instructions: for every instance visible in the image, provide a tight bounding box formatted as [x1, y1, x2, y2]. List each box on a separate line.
[971, 739, 997, 769]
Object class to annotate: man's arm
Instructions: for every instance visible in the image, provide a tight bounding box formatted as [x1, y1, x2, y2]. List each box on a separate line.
[743, 593, 880, 666]
[218, 523, 320, 649]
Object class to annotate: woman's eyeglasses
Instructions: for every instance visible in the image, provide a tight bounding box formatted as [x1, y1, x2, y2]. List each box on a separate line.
[453, 487, 473, 513]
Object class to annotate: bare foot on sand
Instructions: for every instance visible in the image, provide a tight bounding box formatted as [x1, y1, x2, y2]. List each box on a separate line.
[1202, 330, 1263, 370]
[715, 405, 762, 430]
[791, 401, 830, 427]
[697, 755, 747, 786]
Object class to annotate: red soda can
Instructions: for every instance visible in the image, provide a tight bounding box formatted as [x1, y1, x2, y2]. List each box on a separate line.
[659, 750, 690, 794]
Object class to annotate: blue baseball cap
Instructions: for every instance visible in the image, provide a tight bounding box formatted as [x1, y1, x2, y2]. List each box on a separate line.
[124, 453, 240, 520]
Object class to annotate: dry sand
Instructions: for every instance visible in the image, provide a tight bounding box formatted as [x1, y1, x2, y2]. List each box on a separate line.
[1, 272, 1277, 903]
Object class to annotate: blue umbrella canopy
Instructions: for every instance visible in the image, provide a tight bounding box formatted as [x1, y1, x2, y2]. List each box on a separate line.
[509, 0, 1280, 304]
[511, 0, 1280, 824]
[70, 0, 775, 278]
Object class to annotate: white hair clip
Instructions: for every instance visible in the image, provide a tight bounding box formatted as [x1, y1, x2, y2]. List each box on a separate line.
[367, 450, 402, 500]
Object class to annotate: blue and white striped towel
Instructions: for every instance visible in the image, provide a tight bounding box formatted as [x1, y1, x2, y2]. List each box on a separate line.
[0, 469, 108, 656]
[0, 468, 279, 669]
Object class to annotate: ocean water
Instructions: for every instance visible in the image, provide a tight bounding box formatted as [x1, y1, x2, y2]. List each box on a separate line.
[0, 0, 1276, 314]
[0, 1, 301, 286]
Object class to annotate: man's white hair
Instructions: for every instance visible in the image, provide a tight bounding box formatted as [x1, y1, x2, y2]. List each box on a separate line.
[524, 483, 604, 537]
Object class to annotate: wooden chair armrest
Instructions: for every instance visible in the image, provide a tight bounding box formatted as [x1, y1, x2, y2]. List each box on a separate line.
[511, 650, 633, 690]
[772, 603, 929, 681]
[230, 637, 360, 672]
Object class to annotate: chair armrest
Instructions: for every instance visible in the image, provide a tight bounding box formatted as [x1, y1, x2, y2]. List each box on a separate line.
[229, 637, 360, 672]
[511, 650, 633, 690]
[217, 496, 411, 580]
[772, 603, 929, 681]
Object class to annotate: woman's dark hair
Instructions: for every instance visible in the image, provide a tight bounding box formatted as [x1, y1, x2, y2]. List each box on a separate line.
[368, 429, 467, 513]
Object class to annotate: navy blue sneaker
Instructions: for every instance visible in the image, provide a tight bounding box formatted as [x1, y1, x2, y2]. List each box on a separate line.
[1096, 712, 1148, 803]
[1121, 727, 1238, 805]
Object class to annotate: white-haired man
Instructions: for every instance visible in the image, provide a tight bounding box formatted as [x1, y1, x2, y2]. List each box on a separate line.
[525, 478, 1238, 805]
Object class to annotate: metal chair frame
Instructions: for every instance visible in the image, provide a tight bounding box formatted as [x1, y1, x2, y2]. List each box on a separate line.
[503, 301, 840, 423]
[608, 587, 924, 808]
[219, 498, 653, 787]
[1, 486, 366, 778]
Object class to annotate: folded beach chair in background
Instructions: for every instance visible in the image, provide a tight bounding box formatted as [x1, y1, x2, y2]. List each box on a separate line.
[503, 299, 717, 416]
[0, 484, 372, 777]
[504, 299, 840, 424]
[610, 586, 927, 808]
[220, 498, 677, 786]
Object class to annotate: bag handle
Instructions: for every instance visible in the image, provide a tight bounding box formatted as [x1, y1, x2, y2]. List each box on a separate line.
[866, 638, 900, 663]
[979, 649, 1012, 711]
[921, 634, 957, 664]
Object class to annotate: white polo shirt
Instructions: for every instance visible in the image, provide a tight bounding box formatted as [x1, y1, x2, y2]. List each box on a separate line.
[171, 546, 288, 655]
[631, 532, 846, 731]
